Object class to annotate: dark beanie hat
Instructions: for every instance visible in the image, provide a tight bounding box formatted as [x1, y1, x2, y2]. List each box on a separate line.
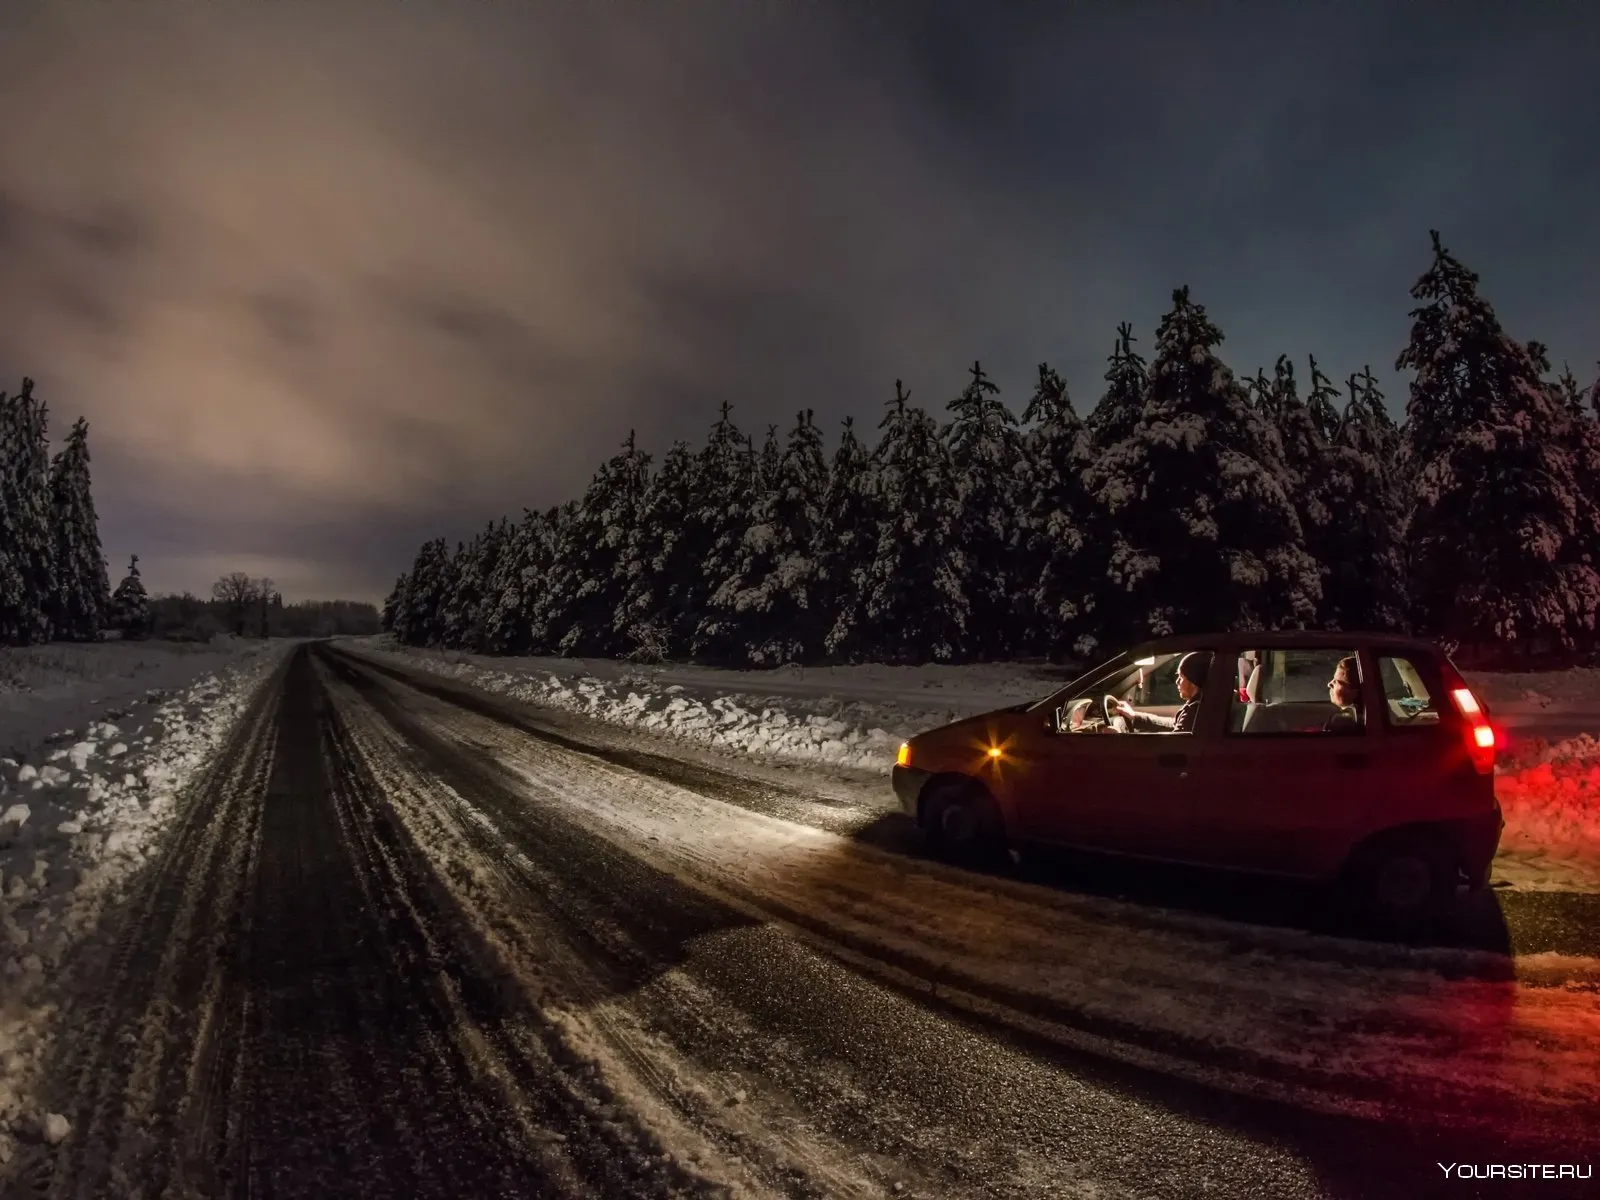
[1178, 652, 1210, 688]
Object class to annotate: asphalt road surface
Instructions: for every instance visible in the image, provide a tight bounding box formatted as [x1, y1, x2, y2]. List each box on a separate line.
[7, 644, 1597, 1200]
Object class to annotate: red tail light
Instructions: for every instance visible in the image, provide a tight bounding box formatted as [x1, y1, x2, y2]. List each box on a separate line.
[1450, 686, 1496, 774]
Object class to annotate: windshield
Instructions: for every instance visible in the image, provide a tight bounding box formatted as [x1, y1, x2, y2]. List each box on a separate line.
[1029, 651, 1194, 711]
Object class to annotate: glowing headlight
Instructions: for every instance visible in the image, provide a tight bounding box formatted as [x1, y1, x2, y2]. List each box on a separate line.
[896, 742, 911, 767]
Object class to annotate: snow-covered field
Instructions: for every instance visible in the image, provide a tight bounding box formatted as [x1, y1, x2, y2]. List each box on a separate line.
[349, 639, 1600, 892]
[0, 638, 292, 1165]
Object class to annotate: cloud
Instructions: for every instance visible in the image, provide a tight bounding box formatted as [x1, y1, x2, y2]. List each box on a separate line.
[0, 1, 1595, 601]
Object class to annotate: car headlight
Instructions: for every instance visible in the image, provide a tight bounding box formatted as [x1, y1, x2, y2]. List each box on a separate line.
[896, 742, 911, 767]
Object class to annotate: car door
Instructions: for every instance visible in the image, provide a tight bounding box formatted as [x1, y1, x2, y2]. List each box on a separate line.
[1183, 645, 1372, 879]
[1016, 651, 1216, 858]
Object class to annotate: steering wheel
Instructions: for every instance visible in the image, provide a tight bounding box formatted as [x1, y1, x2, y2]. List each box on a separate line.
[1102, 694, 1129, 734]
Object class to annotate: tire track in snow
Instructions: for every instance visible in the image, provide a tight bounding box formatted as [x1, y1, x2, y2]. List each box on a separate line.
[15, 646, 732, 1200]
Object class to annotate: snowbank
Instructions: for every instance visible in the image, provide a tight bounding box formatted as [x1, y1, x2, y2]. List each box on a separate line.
[353, 640, 1600, 889]
[0, 637, 295, 761]
[344, 641, 1055, 773]
[0, 640, 291, 1165]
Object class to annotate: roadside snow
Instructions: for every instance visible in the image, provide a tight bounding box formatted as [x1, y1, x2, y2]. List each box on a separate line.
[0, 637, 293, 762]
[350, 640, 1600, 889]
[0, 640, 291, 1166]
[345, 641, 1054, 773]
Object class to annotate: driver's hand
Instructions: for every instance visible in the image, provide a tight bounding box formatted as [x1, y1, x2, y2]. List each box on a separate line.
[1114, 699, 1136, 719]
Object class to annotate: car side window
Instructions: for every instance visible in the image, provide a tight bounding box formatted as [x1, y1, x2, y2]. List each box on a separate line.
[1377, 656, 1441, 730]
[1228, 648, 1365, 735]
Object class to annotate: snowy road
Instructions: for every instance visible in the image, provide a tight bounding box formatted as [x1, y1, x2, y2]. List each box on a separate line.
[12, 644, 1598, 1199]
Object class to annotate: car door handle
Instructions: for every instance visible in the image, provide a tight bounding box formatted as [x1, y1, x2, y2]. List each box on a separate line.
[1157, 753, 1187, 769]
[1334, 753, 1369, 769]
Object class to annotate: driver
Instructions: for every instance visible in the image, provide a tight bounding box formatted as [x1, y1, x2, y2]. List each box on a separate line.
[1115, 652, 1209, 733]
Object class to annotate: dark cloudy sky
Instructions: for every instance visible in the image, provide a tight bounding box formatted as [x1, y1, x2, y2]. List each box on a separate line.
[0, 1, 1594, 602]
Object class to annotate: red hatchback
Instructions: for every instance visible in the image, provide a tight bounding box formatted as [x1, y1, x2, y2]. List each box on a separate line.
[891, 632, 1504, 930]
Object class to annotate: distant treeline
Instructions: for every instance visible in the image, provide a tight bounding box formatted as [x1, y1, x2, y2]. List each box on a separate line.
[0, 379, 378, 645]
[149, 586, 380, 642]
[380, 230, 1600, 670]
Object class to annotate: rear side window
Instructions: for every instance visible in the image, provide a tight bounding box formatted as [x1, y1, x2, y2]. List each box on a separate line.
[1377, 656, 1441, 730]
[1229, 647, 1364, 735]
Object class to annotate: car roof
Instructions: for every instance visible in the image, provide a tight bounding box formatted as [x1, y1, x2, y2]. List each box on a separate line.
[1127, 631, 1442, 658]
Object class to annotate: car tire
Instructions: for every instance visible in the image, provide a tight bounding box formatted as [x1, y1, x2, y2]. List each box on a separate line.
[1342, 830, 1458, 936]
[921, 782, 1006, 865]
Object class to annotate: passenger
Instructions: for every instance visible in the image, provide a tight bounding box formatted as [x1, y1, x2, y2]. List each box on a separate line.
[1115, 652, 1209, 733]
[1325, 656, 1363, 734]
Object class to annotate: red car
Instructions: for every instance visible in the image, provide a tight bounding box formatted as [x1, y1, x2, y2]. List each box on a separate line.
[891, 632, 1503, 930]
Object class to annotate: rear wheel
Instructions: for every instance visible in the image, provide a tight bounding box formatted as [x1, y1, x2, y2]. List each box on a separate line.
[921, 782, 1006, 865]
[1341, 830, 1459, 936]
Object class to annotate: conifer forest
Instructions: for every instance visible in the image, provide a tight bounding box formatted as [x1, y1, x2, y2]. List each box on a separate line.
[385, 233, 1600, 672]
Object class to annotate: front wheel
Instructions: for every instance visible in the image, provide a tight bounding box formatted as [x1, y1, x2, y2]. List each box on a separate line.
[1341, 830, 1459, 936]
[921, 783, 1006, 865]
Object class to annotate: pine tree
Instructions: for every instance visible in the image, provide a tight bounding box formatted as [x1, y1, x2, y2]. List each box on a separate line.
[819, 415, 881, 662]
[545, 431, 652, 656]
[1306, 355, 1343, 444]
[1085, 287, 1319, 643]
[393, 538, 452, 646]
[1395, 231, 1599, 661]
[47, 416, 110, 640]
[710, 408, 831, 664]
[1086, 323, 1147, 452]
[1017, 363, 1094, 660]
[854, 380, 967, 663]
[618, 441, 698, 658]
[1320, 367, 1408, 631]
[690, 404, 761, 663]
[381, 572, 407, 633]
[1259, 356, 1340, 626]
[944, 360, 1021, 660]
[110, 554, 151, 639]
[480, 511, 536, 653]
[0, 378, 58, 644]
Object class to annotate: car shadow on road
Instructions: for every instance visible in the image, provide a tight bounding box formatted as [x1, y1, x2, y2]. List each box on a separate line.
[820, 814, 1595, 1199]
[846, 811, 1517, 955]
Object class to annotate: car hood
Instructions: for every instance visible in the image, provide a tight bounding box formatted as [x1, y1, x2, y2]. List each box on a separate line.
[913, 702, 1034, 745]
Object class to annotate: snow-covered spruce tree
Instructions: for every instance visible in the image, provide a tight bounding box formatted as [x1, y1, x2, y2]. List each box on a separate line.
[47, 416, 111, 640]
[109, 554, 151, 639]
[0, 379, 58, 645]
[1254, 356, 1340, 626]
[1017, 363, 1095, 661]
[444, 520, 508, 651]
[616, 441, 698, 659]
[708, 408, 831, 665]
[1305, 355, 1344, 445]
[944, 360, 1021, 660]
[691, 406, 762, 664]
[480, 509, 540, 654]
[1316, 366, 1409, 632]
[1086, 322, 1147, 454]
[1395, 231, 1600, 662]
[853, 380, 967, 664]
[1085, 287, 1319, 644]
[818, 415, 881, 663]
[544, 431, 652, 657]
[381, 572, 407, 633]
[393, 538, 453, 646]
[756, 423, 782, 495]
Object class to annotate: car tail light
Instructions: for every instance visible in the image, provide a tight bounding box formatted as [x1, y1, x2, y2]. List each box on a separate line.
[896, 742, 911, 768]
[1450, 686, 1496, 774]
